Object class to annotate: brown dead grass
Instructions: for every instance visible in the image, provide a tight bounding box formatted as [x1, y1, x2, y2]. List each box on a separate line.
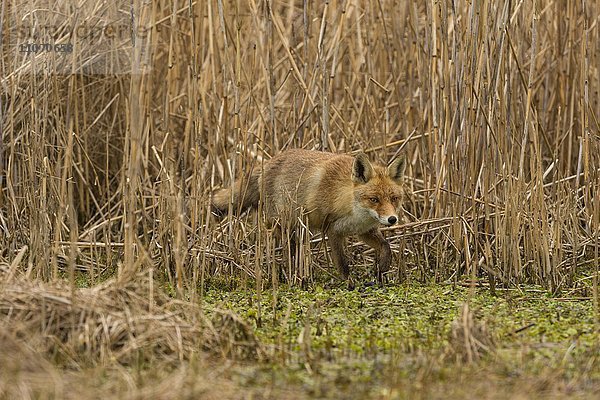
[447, 302, 496, 363]
[1, 0, 598, 290]
[0, 262, 264, 365]
[0, 261, 270, 399]
[0, 0, 599, 398]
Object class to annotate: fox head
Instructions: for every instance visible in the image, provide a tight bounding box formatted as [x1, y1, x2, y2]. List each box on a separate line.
[352, 153, 406, 227]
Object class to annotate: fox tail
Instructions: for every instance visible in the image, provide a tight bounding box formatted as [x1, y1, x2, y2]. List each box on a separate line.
[211, 170, 261, 216]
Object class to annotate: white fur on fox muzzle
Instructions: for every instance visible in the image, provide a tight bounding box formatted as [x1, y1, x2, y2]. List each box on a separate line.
[366, 209, 398, 226]
[378, 215, 398, 226]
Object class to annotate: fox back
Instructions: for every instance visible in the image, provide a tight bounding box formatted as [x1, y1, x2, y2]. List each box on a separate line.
[212, 149, 406, 235]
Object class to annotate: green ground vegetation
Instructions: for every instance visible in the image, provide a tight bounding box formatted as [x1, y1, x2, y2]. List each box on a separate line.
[194, 280, 600, 399]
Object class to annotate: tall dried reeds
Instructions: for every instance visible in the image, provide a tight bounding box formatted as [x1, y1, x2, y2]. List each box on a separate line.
[0, 0, 598, 294]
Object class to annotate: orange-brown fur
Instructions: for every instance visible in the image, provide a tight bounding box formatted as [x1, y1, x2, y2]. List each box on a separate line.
[212, 149, 406, 283]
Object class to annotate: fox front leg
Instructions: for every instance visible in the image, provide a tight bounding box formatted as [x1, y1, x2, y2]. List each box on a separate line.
[359, 229, 392, 284]
[328, 234, 350, 280]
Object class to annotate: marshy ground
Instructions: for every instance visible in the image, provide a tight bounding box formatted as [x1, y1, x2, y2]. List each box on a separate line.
[2, 0, 599, 398]
[200, 279, 600, 399]
[2, 265, 598, 399]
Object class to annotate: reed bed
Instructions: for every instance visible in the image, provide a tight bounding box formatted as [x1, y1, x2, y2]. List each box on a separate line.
[3, 2, 600, 398]
[1, 1, 599, 293]
[0, 262, 265, 364]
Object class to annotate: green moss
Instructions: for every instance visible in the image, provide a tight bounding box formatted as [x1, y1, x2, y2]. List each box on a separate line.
[203, 283, 599, 352]
[198, 281, 600, 397]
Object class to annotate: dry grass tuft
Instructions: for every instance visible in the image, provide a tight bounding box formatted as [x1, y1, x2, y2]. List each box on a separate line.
[0, 327, 64, 399]
[0, 266, 265, 366]
[210, 309, 266, 360]
[0, 321, 256, 400]
[447, 303, 496, 363]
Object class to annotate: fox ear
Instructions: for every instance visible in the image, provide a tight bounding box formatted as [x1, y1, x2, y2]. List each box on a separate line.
[352, 153, 374, 183]
[388, 155, 406, 184]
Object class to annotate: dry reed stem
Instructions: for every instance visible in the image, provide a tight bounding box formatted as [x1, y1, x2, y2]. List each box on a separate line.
[0, 0, 598, 290]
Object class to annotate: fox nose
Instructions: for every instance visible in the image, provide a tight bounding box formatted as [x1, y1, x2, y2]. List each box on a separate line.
[387, 216, 397, 225]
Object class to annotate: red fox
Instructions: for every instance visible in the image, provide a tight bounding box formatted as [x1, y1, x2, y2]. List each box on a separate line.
[212, 149, 406, 283]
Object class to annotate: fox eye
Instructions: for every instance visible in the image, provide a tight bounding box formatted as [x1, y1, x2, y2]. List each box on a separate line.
[369, 197, 379, 204]
[391, 196, 399, 203]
